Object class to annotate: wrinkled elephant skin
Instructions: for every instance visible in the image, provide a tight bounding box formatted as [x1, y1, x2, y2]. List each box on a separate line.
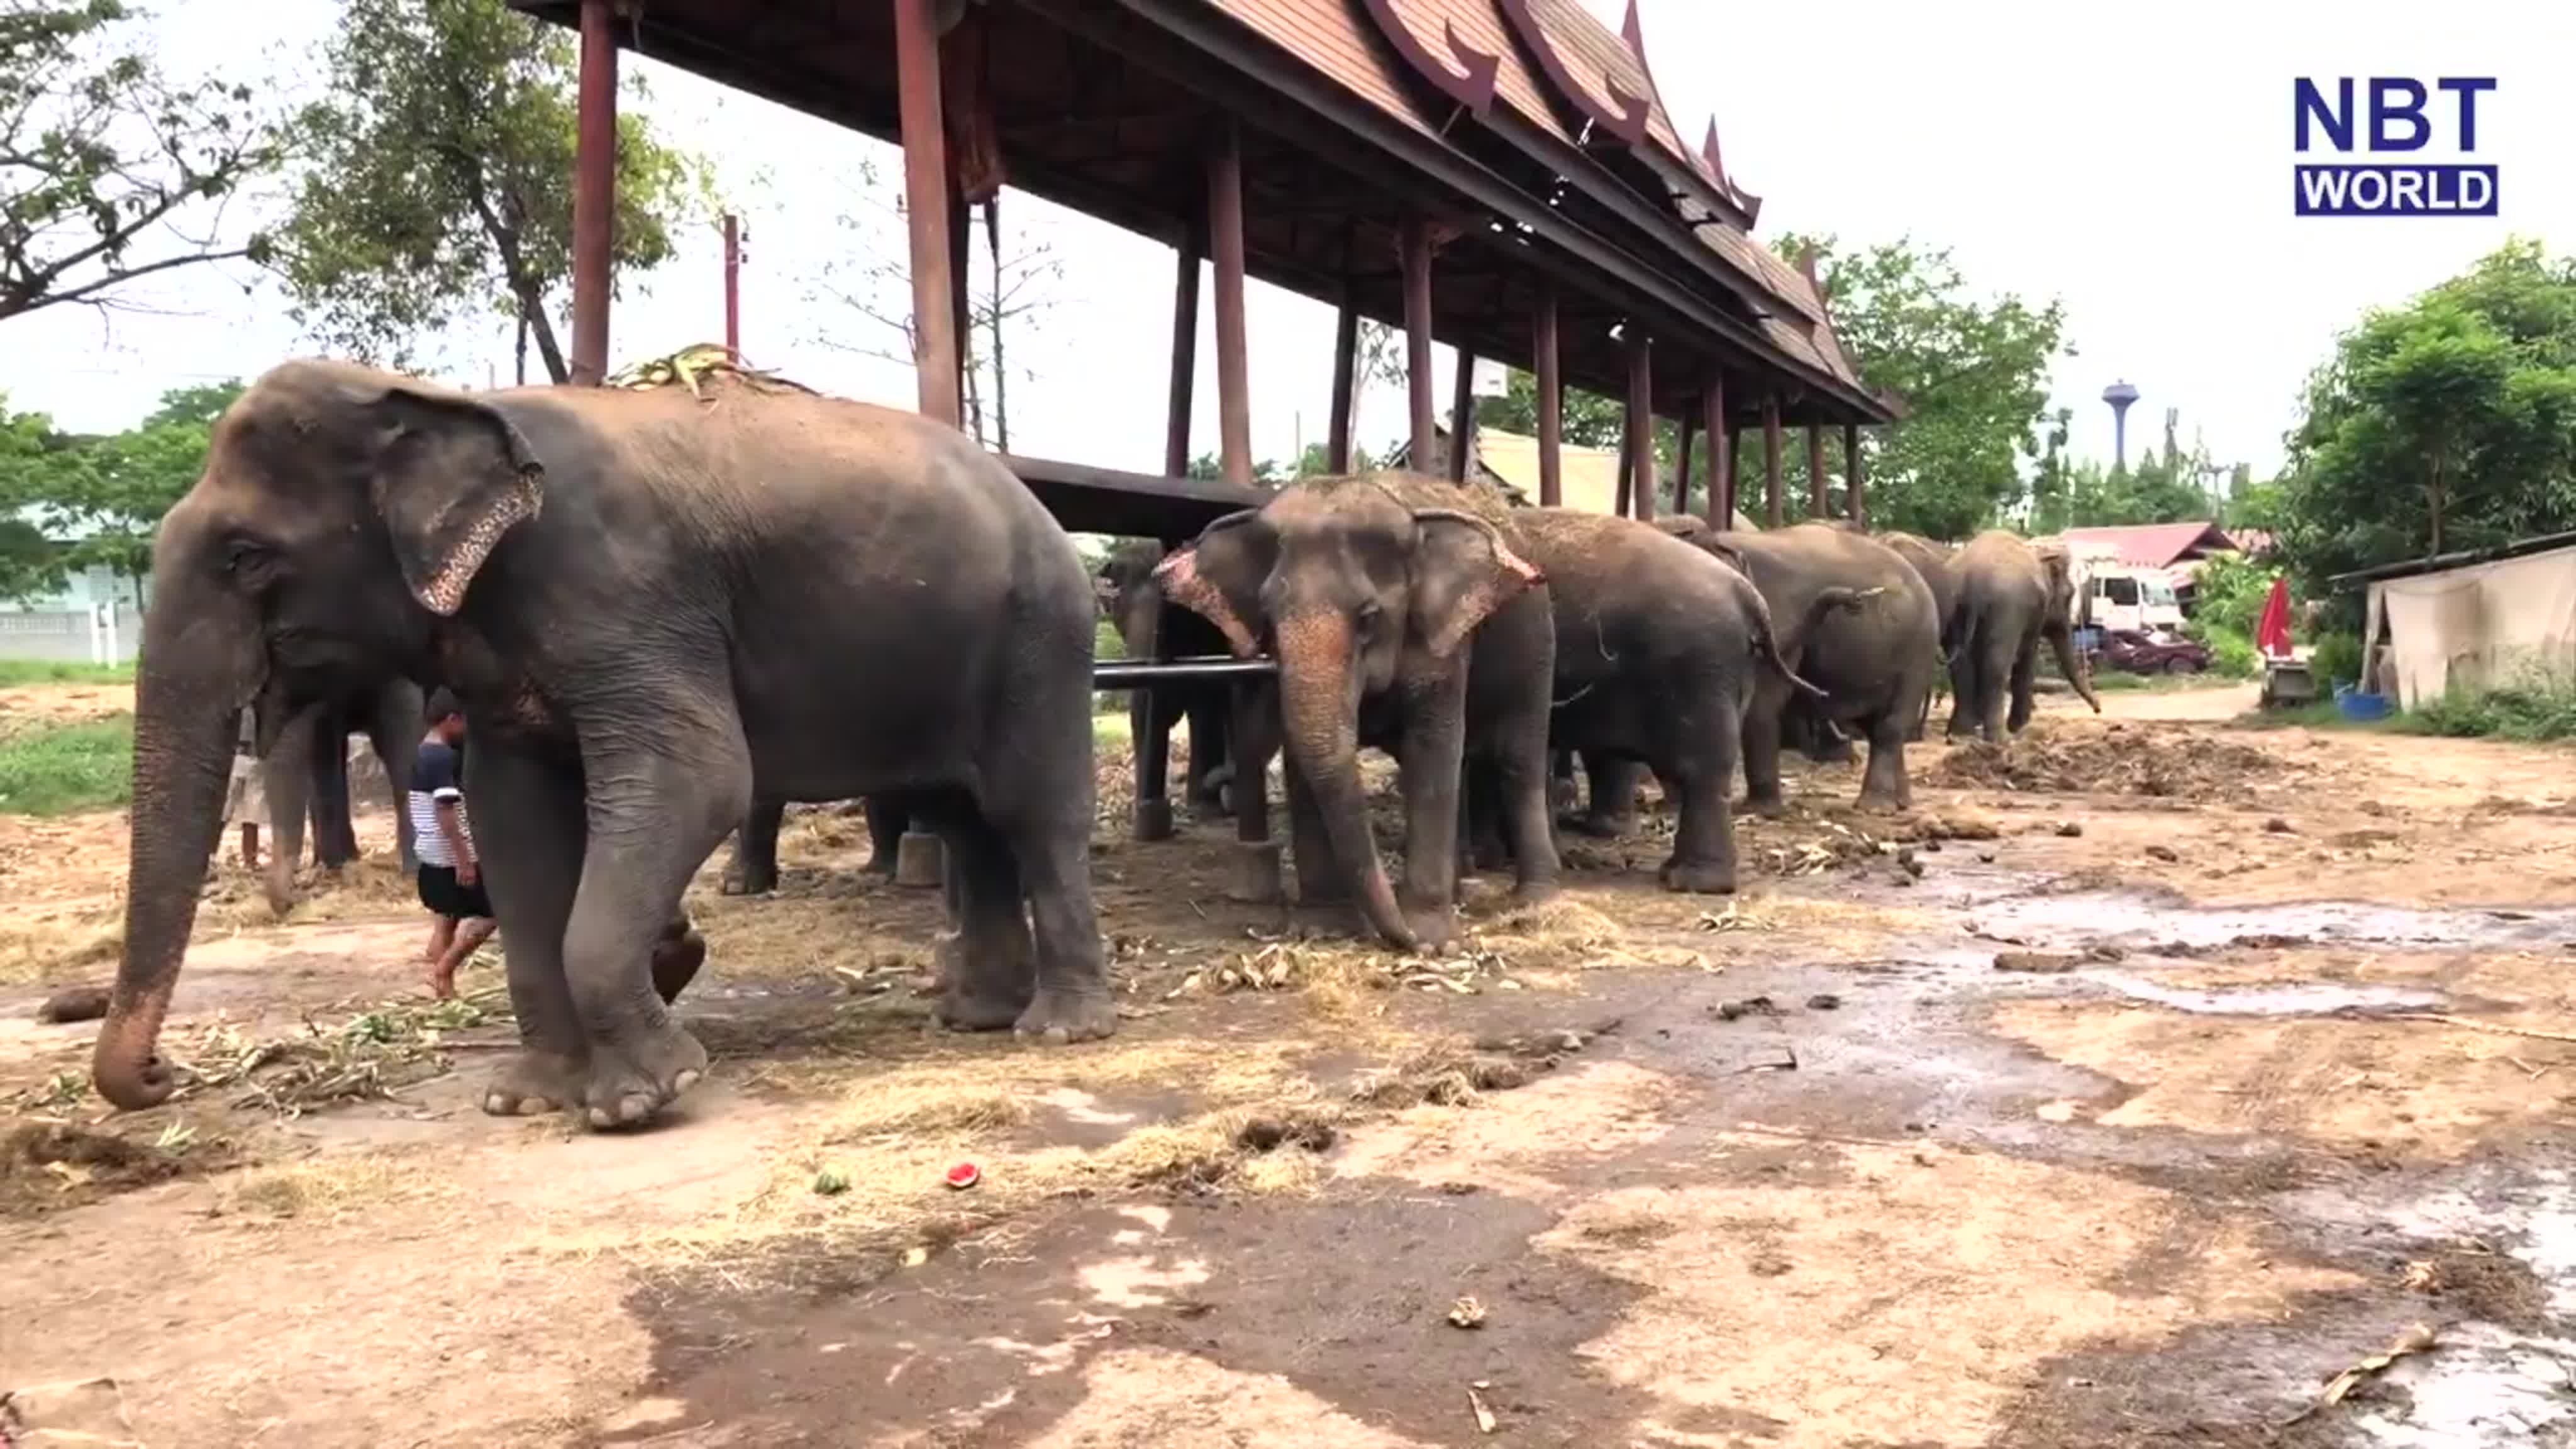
[1949, 530, 2102, 741]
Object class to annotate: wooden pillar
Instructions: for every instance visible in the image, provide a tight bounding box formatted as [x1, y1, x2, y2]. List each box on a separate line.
[1535, 291, 1563, 507]
[1846, 423, 1865, 526]
[892, 0, 960, 426]
[1401, 214, 1436, 469]
[949, 191, 972, 421]
[1763, 395, 1784, 528]
[1208, 123, 1252, 487]
[1672, 413, 1696, 516]
[1807, 424, 1828, 519]
[1326, 299, 1357, 472]
[1621, 329, 1653, 521]
[1163, 234, 1200, 478]
[1447, 347, 1477, 480]
[569, 0, 618, 385]
[1704, 376, 1729, 528]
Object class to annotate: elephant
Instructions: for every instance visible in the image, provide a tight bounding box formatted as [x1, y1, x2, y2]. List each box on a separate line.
[1156, 472, 1557, 951]
[1877, 531, 1960, 740]
[256, 679, 424, 915]
[1948, 530, 2102, 740]
[1660, 518, 1941, 815]
[1506, 509, 1824, 892]
[1099, 540, 1237, 818]
[719, 793, 909, 895]
[93, 358, 1111, 1128]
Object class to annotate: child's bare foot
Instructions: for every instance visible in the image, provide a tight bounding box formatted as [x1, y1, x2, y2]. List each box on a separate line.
[426, 966, 457, 1000]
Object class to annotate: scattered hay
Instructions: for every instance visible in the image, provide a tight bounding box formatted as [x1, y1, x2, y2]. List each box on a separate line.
[165, 991, 509, 1116]
[1926, 728, 2290, 799]
[0, 916, 118, 988]
[822, 1083, 1031, 1143]
[216, 1152, 452, 1224]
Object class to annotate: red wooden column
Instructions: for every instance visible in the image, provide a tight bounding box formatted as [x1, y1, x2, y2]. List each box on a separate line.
[1846, 423, 1866, 526]
[1703, 375, 1729, 528]
[1447, 347, 1477, 480]
[1763, 394, 1784, 528]
[1401, 215, 1436, 469]
[1534, 290, 1563, 506]
[1622, 330, 1654, 521]
[1208, 123, 1252, 487]
[1807, 424, 1828, 519]
[892, 0, 960, 426]
[1672, 413, 1696, 515]
[1326, 297, 1357, 472]
[1163, 233, 1200, 478]
[569, 0, 618, 384]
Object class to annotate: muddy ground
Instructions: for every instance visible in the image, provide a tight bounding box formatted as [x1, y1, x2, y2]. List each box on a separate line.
[7, 680, 2576, 1447]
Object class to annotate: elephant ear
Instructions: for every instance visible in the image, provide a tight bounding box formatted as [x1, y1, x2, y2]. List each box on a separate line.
[360, 383, 547, 616]
[1409, 509, 1545, 661]
[1153, 511, 1271, 659]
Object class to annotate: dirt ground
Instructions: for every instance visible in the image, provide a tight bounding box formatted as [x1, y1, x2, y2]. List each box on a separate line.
[8, 679, 2576, 1447]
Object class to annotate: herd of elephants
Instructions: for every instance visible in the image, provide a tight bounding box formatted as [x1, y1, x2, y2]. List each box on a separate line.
[83, 360, 2097, 1129]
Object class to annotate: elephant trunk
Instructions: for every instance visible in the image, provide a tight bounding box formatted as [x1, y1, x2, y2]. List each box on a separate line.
[2048, 623, 2102, 713]
[1276, 613, 1415, 951]
[93, 599, 253, 1110]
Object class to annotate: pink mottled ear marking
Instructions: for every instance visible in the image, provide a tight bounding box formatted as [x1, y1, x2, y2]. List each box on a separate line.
[1494, 541, 1543, 586]
[1153, 548, 1262, 659]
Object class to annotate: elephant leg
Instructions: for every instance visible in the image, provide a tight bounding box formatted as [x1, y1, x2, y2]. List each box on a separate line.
[863, 795, 908, 877]
[651, 915, 708, 1004]
[365, 682, 423, 873]
[1462, 756, 1513, 875]
[1975, 636, 2014, 743]
[1227, 679, 1282, 903]
[2006, 637, 2040, 735]
[308, 707, 359, 870]
[721, 796, 786, 895]
[1660, 736, 1741, 894]
[1946, 633, 1983, 741]
[1570, 754, 1640, 838]
[986, 750, 1116, 1045]
[260, 708, 316, 916]
[557, 726, 745, 1128]
[1184, 694, 1230, 807]
[1395, 674, 1470, 949]
[927, 807, 1037, 1032]
[1131, 682, 1177, 841]
[1548, 749, 1580, 820]
[465, 742, 590, 1118]
[1857, 712, 1911, 813]
[1740, 678, 1790, 818]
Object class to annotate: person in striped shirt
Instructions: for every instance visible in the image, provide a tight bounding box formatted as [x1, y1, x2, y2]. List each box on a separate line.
[412, 689, 496, 998]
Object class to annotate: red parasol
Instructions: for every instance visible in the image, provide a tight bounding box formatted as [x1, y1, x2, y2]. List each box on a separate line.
[2255, 575, 2293, 659]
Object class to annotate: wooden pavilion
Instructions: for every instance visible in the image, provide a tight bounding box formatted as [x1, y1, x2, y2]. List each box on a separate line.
[511, 0, 1898, 892]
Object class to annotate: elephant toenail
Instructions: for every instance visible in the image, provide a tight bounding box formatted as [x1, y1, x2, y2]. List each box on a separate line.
[621, 1094, 655, 1121]
[518, 1098, 551, 1116]
[589, 1106, 615, 1128]
[674, 1070, 701, 1093]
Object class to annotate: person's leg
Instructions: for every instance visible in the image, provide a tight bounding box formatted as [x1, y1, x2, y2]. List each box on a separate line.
[237, 823, 256, 871]
[432, 916, 495, 998]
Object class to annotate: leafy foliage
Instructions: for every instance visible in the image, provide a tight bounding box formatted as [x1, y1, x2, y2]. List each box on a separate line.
[0, 380, 236, 603]
[0, 713, 132, 816]
[274, 0, 711, 381]
[2278, 239, 2576, 591]
[0, 0, 281, 320]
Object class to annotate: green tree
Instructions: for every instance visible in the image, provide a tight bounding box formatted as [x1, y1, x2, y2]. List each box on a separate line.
[1, 0, 282, 321]
[0, 397, 75, 599]
[1772, 235, 2070, 540]
[275, 0, 711, 381]
[60, 380, 240, 602]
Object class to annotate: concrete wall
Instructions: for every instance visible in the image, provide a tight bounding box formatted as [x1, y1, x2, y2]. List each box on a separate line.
[0, 604, 143, 663]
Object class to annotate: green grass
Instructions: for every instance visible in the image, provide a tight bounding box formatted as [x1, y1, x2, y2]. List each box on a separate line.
[2238, 681, 2576, 742]
[0, 658, 134, 687]
[0, 713, 135, 815]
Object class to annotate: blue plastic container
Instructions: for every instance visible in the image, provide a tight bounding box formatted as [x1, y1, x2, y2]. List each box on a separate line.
[2334, 683, 2394, 721]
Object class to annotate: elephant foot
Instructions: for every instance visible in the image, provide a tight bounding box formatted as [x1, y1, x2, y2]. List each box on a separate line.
[1741, 793, 1789, 821]
[1509, 877, 1562, 909]
[1403, 899, 1458, 953]
[651, 922, 708, 1004]
[1013, 985, 1119, 1044]
[1807, 739, 1858, 765]
[1659, 857, 1739, 894]
[1560, 813, 1631, 840]
[1854, 787, 1908, 816]
[261, 865, 297, 920]
[580, 1021, 708, 1130]
[1470, 838, 1514, 873]
[481, 1048, 586, 1118]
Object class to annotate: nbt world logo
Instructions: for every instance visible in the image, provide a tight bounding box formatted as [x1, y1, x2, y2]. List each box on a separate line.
[2294, 77, 2497, 217]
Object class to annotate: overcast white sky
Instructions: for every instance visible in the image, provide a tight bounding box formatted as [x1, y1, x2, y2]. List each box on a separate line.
[7, 0, 2572, 490]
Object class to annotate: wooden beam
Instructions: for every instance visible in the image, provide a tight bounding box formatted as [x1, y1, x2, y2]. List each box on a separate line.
[1447, 347, 1477, 480]
[1163, 233, 1201, 479]
[1208, 121, 1252, 487]
[1807, 424, 1828, 519]
[892, 0, 960, 425]
[569, 0, 617, 385]
[1672, 411, 1696, 516]
[949, 189, 972, 421]
[1763, 396, 1784, 528]
[1623, 328, 1653, 521]
[1402, 214, 1436, 469]
[1326, 298, 1357, 472]
[1704, 376, 1729, 528]
[1846, 423, 1865, 526]
[1535, 289, 1562, 507]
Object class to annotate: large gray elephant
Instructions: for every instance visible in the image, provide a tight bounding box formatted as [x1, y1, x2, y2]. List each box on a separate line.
[720, 793, 909, 895]
[1663, 518, 1941, 814]
[1157, 472, 1557, 950]
[1948, 530, 2102, 740]
[256, 679, 423, 914]
[1100, 540, 1236, 820]
[92, 359, 1110, 1129]
[1877, 531, 1960, 740]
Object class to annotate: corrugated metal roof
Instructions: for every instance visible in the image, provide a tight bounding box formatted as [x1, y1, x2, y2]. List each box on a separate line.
[2058, 521, 2238, 569]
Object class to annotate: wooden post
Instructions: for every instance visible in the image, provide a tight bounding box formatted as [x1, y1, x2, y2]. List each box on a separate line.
[1208, 123, 1252, 488]
[892, 0, 960, 426]
[1163, 233, 1200, 479]
[569, 0, 618, 385]
[1401, 214, 1436, 469]
[1535, 290, 1562, 507]
[949, 190, 972, 423]
[1447, 347, 1477, 480]
[1763, 395, 1784, 528]
[1673, 413, 1696, 516]
[1704, 376, 1729, 528]
[1622, 329, 1653, 521]
[1846, 423, 1865, 526]
[1327, 299, 1357, 472]
[1807, 424, 1828, 519]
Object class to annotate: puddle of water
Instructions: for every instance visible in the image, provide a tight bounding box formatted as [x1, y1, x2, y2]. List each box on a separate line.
[1967, 893, 2576, 955]
[2354, 1320, 2576, 1446]
[2085, 975, 2444, 1018]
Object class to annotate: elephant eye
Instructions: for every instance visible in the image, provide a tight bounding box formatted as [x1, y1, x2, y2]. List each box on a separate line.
[223, 538, 276, 586]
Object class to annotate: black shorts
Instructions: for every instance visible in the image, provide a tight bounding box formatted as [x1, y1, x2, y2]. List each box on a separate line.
[418, 864, 494, 921]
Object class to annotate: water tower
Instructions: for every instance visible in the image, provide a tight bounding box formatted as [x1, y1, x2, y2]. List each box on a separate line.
[2102, 380, 2140, 470]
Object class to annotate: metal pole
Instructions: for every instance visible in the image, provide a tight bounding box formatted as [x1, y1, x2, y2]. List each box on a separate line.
[1846, 423, 1865, 526]
[1208, 121, 1253, 487]
[721, 214, 740, 362]
[1401, 214, 1435, 469]
[892, 0, 960, 426]
[1535, 289, 1562, 507]
[570, 0, 618, 385]
[1447, 347, 1477, 480]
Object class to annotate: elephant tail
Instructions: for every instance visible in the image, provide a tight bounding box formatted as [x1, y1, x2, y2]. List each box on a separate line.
[1752, 598, 1833, 700]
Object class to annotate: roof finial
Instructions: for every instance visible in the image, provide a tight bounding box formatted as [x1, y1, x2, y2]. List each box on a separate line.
[1619, 0, 1645, 56]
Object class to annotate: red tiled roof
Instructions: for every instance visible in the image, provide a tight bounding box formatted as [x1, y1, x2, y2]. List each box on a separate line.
[2060, 521, 2238, 569]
